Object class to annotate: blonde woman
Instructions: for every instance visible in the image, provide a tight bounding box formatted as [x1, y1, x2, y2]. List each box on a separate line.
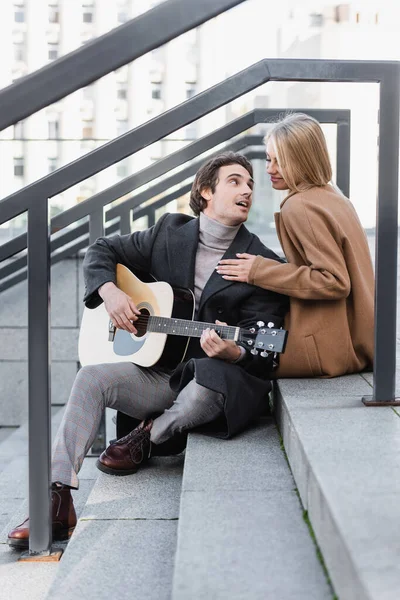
[217, 113, 374, 377]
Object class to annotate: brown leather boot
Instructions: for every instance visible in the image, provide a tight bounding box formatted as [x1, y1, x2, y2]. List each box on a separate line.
[96, 419, 153, 476]
[7, 485, 77, 550]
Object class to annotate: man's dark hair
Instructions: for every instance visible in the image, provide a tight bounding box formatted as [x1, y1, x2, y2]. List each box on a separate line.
[189, 152, 253, 216]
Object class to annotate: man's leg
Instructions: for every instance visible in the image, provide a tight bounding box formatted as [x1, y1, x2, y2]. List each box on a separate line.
[8, 361, 177, 548]
[151, 378, 225, 444]
[52, 362, 177, 489]
[97, 377, 225, 476]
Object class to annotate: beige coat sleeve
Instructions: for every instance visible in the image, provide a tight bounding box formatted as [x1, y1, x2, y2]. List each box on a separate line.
[248, 196, 351, 300]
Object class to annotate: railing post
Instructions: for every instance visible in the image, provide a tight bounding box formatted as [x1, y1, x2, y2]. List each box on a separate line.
[363, 69, 400, 405]
[88, 208, 107, 453]
[119, 207, 131, 235]
[26, 198, 52, 556]
[147, 208, 156, 228]
[336, 120, 351, 198]
[89, 208, 104, 244]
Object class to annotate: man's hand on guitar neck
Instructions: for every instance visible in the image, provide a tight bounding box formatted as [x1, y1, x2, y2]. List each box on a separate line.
[98, 281, 140, 334]
[200, 320, 242, 363]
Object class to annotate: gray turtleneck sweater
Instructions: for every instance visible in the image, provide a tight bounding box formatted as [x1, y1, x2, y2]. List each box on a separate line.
[194, 212, 241, 310]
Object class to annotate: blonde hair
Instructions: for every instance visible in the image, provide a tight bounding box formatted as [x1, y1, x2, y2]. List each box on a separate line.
[264, 113, 333, 195]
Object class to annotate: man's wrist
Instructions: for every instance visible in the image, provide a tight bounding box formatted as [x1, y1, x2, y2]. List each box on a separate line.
[98, 281, 116, 300]
[231, 345, 245, 363]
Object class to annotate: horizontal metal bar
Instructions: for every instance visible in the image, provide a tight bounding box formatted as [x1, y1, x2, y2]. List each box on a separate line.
[0, 223, 89, 279]
[106, 136, 263, 220]
[0, 135, 258, 283]
[0, 221, 119, 293]
[0, 147, 274, 291]
[0, 0, 246, 132]
[0, 126, 257, 262]
[265, 58, 399, 82]
[0, 108, 349, 261]
[0, 61, 270, 224]
[253, 108, 350, 125]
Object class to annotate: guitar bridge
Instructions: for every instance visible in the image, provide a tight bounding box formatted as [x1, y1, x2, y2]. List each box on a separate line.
[108, 320, 116, 342]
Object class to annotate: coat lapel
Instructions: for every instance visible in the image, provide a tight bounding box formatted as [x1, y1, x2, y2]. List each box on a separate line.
[166, 217, 199, 290]
[198, 224, 253, 314]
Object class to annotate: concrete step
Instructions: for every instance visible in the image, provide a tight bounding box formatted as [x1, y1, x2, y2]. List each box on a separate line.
[0, 459, 98, 600]
[45, 453, 185, 600]
[0, 407, 67, 540]
[0, 406, 102, 600]
[274, 372, 400, 600]
[0, 427, 18, 474]
[172, 417, 332, 599]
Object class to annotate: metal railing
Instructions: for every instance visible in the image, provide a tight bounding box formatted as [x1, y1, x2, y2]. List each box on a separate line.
[0, 52, 399, 556]
[0, 109, 351, 291]
[0, 0, 250, 557]
[0, 0, 246, 131]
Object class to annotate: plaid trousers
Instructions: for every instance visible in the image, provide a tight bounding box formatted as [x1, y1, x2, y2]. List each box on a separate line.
[52, 362, 224, 488]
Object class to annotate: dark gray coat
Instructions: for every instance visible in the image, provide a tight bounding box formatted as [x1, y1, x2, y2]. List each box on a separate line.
[83, 213, 288, 438]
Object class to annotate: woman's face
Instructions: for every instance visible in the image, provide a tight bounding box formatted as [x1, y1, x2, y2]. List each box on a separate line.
[266, 140, 289, 191]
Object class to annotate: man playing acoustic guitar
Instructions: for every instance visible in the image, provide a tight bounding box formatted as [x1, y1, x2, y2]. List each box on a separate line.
[8, 152, 288, 549]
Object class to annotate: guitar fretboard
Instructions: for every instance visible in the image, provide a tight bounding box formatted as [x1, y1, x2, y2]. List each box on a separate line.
[140, 315, 240, 341]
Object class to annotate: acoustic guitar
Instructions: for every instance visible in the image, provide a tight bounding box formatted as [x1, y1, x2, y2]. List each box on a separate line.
[79, 264, 287, 368]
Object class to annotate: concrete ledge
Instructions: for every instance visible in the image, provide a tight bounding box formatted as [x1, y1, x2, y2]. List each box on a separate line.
[172, 418, 332, 599]
[274, 374, 400, 600]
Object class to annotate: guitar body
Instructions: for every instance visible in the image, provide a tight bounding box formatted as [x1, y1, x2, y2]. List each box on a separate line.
[79, 265, 195, 368]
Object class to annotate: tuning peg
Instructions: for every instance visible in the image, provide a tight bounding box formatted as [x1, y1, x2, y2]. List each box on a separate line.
[267, 322, 275, 328]
[250, 348, 258, 355]
[256, 321, 265, 328]
[260, 351, 269, 357]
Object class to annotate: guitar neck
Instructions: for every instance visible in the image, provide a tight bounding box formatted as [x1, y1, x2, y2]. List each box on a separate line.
[146, 316, 240, 341]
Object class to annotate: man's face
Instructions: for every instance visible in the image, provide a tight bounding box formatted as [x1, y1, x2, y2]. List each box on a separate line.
[201, 164, 254, 226]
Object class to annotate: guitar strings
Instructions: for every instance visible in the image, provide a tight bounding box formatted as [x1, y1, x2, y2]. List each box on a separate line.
[131, 314, 239, 338]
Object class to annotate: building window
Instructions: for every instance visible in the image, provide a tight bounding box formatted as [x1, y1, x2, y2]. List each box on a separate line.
[83, 10, 94, 23]
[117, 83, 128, 100]
[48, 43, 59, 60]
[14, 157, 24, 177]
[13, 121, 24, 139]
[48, 158, 58, 173]
[117, 163, 128, 178]
[185, 123, 197, 140]
[185, 84, 196, 99]
[116, 119, 129, 137]
[48, 119, 60, 139]
[49, 6, 59, 24]
[115, 66, 128, 83]
[13, 42, 25, 62]
[310, 12, 324, 27]
[14, 3, 25, 23]
[151, 82, 162, 100]
[82, 121, 94, 139]
[117, 11, 128, 23]
[82, 85, 94, 101]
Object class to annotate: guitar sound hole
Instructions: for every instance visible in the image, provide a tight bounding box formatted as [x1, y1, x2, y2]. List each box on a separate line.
[135, 308, 150, 338]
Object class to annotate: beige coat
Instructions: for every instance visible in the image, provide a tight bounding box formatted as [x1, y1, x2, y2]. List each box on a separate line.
[248, 185, 374, 377]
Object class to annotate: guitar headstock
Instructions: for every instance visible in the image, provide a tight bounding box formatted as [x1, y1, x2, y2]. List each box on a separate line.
[240, 323, 288, 357]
